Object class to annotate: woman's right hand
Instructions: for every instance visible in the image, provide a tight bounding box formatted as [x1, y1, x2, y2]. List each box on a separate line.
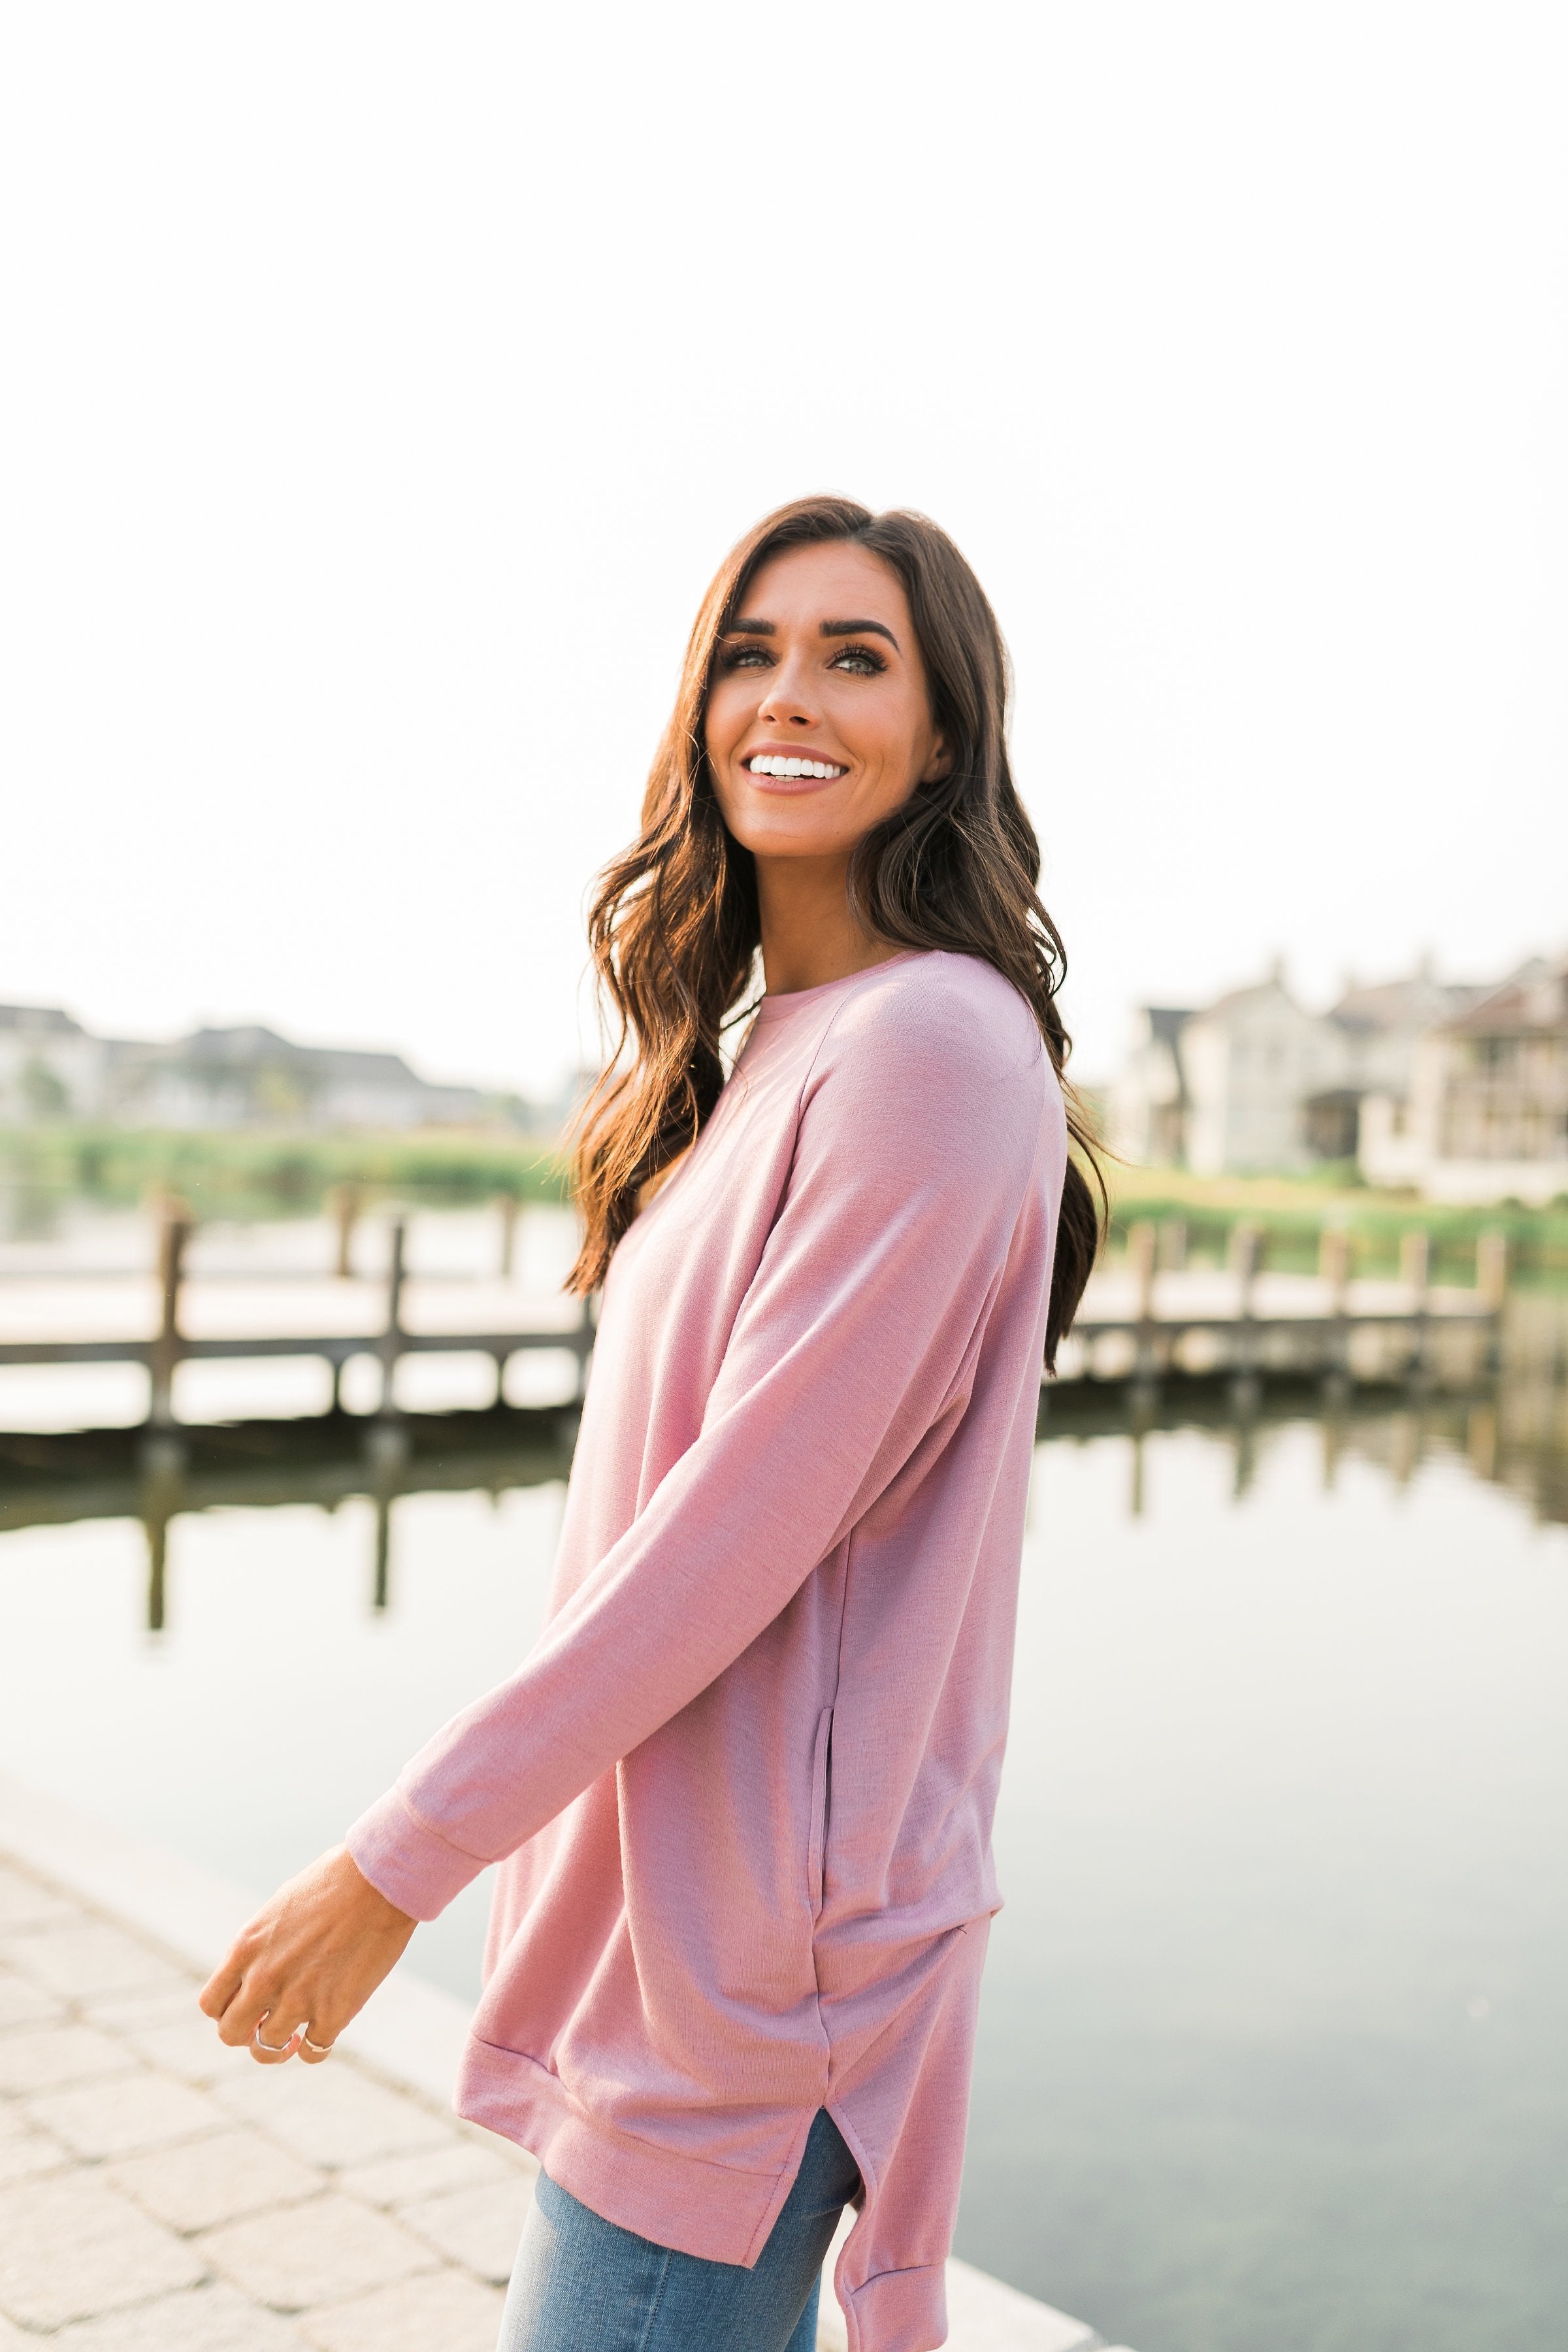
[199, 1844, 416, 2065]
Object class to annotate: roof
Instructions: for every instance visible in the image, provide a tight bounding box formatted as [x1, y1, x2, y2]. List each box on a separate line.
[0, 1004, 86, 1037]
[173, 1028, 421, 1085]
[1442, 956, 1568, 1039]
[1330, 974, 1489, 1036]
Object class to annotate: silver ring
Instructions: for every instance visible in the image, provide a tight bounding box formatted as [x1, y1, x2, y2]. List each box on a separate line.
[301, 2034, 335, 2055]
[253, 2026, 293, 2054]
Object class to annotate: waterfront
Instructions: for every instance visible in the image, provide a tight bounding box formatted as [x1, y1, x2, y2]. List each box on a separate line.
[1, 1341, 1564, 2348]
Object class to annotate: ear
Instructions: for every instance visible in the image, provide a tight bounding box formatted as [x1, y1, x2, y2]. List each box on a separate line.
[921, 733, 953, 785]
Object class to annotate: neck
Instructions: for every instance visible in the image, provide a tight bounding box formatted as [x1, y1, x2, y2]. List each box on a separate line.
[754, 853, 906, 996]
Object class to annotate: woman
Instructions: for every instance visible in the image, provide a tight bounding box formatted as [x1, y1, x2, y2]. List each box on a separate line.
[200, 495, 1101, 2352]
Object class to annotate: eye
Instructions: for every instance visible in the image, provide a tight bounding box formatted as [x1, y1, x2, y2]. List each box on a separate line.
[719, 642, 774, 672]
[828, 642, 887, 676]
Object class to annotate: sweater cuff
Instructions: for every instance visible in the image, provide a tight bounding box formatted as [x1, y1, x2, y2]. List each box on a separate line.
[345, 1784, 488, 1921]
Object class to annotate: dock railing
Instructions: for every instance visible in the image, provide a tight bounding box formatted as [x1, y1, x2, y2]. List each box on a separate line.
[0, 1201, 1509, 1440]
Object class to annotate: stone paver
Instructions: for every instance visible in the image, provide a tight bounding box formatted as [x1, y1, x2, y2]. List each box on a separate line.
[337, 2137, 522, 2210]
[27, 2067, 229, 2159]
[0, 2171, 206, 2329]
[53, 2282, 309, 2349]
[0, 2121, 69, 2184]
[0, 1923, 189, 2001]
[399, 2176, 533, 2283]
[0, 1865, 80, 1933]
[0, 1961, 65, 2028]
[201, 2193, 440, 2311]
[108, 2127, 325, 2232]
[84, 1984, 206, 2032]
[297, 2267, 506, 2352]
[118, 2011, 255, 2087]
[0, 2023, 139, 2095]
[215, 2066, 455, 2170]
[0, 1842, 1105, 2352]
[0, 1847, 542, 2350]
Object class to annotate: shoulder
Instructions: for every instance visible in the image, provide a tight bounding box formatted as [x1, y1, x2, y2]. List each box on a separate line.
[806, 953, 1056, 1160]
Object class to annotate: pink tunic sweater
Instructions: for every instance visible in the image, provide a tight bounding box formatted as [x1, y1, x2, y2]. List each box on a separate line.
[348, 949, 1066, 2352]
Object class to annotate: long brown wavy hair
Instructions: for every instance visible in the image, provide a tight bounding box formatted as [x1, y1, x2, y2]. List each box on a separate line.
[568, 495, 1103, 1369]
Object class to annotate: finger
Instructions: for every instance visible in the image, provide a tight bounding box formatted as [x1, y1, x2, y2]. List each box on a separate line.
[213, 1980, 277, 2048]
[295, 1986, 353, 2066]
[249, 2011, 304, 2066]
[198, 1948, 248, 2019]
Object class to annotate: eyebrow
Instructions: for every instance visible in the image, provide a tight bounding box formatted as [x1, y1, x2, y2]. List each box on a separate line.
[724, 615, 902, 651]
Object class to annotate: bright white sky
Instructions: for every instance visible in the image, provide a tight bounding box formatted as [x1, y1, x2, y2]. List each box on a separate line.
[3, 3, 1564, 1097]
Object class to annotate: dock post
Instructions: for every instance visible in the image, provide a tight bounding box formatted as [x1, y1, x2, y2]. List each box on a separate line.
[1401, 1228, 1431, 1386]
[326, 1183, 362, 1279]
[1228, 1222, 1264, 1402]
[1476, 1230, 1508, 1377]
[1320, 1224, 1352, 1396]
[496, 1193, 521, 1278]
[146, 1207, 191, 1438]
[1128, 1221, 1158, 1396]
[140, 1453, 182, 1633]
[573, 1292, 596, 1401]
[376, 1220, 406, 1422]
[1157, 1218, 1187, 1273]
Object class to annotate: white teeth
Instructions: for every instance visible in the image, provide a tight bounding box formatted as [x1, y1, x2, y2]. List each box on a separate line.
[747, 755, 843, 778]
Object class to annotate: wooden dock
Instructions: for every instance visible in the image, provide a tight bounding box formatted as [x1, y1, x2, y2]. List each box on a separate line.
[0, 1210, 595, 1443]
[1058, 1219, 1505, 1394]
[0, 1207, 1507, 1446]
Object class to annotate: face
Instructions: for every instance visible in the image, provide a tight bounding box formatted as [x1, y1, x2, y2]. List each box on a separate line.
[703, 541, 947, 864]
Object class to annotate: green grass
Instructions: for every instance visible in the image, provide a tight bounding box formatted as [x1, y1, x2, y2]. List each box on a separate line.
[1102, 1162, 1568, 1286]
[0, 1124, 569, 1224]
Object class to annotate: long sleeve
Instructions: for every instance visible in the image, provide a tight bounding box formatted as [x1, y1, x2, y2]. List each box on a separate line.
[347, 979, 1051, 1921]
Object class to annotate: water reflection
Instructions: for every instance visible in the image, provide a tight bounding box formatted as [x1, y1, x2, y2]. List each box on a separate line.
[1, 1346, 1564, 1640]
[3, 1364, 1566, 2352]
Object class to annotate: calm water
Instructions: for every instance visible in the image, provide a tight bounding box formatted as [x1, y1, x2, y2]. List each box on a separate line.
[1, 1365, 1566, 2345]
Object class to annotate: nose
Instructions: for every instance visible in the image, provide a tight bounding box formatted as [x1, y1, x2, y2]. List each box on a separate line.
[757, 649, 819, 729]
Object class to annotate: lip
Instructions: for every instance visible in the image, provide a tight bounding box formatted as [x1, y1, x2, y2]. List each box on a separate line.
[739, 742, 849, 792]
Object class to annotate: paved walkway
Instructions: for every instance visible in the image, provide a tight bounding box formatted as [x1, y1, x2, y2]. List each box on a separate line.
[0, 1851, 533, 2350]
[0, 1818, 1118, 2352]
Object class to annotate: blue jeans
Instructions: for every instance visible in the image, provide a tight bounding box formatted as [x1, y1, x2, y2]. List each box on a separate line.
[497, 2108, 862, 2351]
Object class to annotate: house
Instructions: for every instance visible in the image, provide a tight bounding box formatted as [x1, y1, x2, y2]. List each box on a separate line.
[1362, 956, 1568, 1204]
[1319, 965, 1490, 1164]
[0, 1005, 107, 1121]
[1108, 1007, 1193, 1166]
[1113, 964, 1343, 1174]
[104, 1026, 495, 1130]
[1111, 958, 1503, 1180]
[0, 1009, 517, 1132]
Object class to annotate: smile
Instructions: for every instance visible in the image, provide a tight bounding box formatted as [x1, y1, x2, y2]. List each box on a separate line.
[745, 756, 845, 779]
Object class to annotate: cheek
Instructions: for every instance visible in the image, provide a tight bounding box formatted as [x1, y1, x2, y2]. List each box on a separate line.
[831, 693, 915, 785]
[704, 676, 751, 755]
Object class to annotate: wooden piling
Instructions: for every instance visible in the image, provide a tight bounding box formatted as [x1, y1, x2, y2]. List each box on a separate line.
[378, 1220, 406, 1419]
[1401, 1230, 1431, 1386]
[1475, 1230, 1509, 1312]
[1157, 1219, 1188, 1273]
[496, 1194, 521, 1279]
[325, 1183, 363, 1280]
[1476, 1229, 1508, 1375]
[147, 1208, 191, 1431]
[1228, 1222, 1264, 1396]
[1127, 1221, 1158, 1392]
[1319, 1225, 1353, 1393]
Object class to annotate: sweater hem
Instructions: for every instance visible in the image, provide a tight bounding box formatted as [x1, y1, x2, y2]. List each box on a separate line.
[455, 2033, 813, 2268]
[843, 2259, 950, 2352]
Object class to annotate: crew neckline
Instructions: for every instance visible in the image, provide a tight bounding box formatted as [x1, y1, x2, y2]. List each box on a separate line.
[754, 949, 930, 1021]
